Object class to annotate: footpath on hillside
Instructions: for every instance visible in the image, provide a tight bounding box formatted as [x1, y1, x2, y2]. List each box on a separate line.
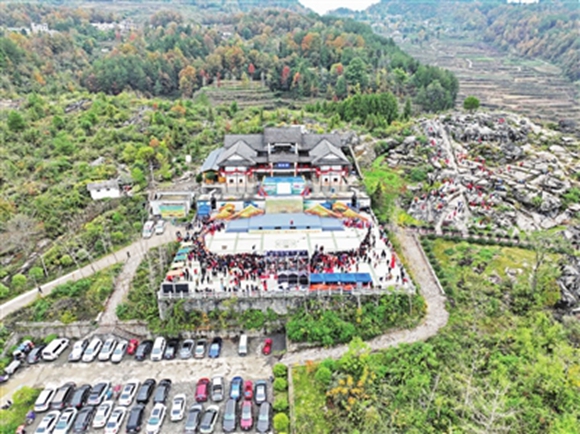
[281, 228, 449, 365]
[0, 225, 177, 321]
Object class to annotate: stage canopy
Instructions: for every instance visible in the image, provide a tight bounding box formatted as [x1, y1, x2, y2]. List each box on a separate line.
[309, 273, 372, 284]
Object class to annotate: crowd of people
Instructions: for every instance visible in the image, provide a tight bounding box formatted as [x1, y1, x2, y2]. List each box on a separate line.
[164, 214, 408, 293]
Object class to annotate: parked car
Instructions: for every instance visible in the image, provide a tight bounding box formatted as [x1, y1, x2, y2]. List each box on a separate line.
[73, 405, 96, 433]
[82, 338, 103, 363]
[98, 338, 117, 361]
[184, 404, 203, 434]
[53, 407, 77, 434]
[195, 378, 210, 403]
[136, 379, 156, 404]
[164, 339, 179, 360]
[243, 381, 253, 401]
[150, 337, 166, 362]
[4, 359, 21, 376]
[262, 338, 273, 356]
[34, 410, 60, 434]
[35, 388, 56, 413]
[240, 400, 253, 431]
[229, 376, 243, 401]
[170, 393, 186, 422]
[135, 340, 153, 361]
[211, 376, 224, 402]
[256, 402, 271, 433]
[110, 340, 128, 364]
[145, 403, 166, 434]
[126, 404, 146, 434]
[42, 338, 70, 361]
[119, 381, 140, 407]
[153, 379, 172, 404]
[69, 384, 92, 409]
[92, 400, 113, 429]
[199, 405, 219, 434]
[104, 406, 126, 434]
[179, 339, 194, 359]
[154, 220, 166, 235]
[208, 337, 222, 358]
[87, 382, 110, 406]
[51, 382, 76, 410]
[127, 339, 139, 356]
[27, 345, 46, 364]
[194, 339, 207, 359]
[68, 340, 88, 363]
[222, 398, 237, 433]
[13, 339, 34, 359]
[254, 381, 268, 405]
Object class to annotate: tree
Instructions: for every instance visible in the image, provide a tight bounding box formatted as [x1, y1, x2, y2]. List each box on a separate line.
[273, 413, 290, 432]
[178, 65, 197, 98]
[345, 57, 369, 88]
[7, 110, 25, 132]
[463, 96, 481, 112]
[403, 98, 412, 120]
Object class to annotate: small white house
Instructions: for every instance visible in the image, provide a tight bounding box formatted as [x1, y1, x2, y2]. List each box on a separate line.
[87, 179, 122, 200]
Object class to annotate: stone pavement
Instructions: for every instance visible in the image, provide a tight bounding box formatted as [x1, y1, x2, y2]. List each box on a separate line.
[0, 224, 177, 321]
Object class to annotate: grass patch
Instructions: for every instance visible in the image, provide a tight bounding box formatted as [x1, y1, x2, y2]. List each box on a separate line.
[292, 364, 330, 434]
[0, 387, 41, 434]
[4, 264, 122, 325]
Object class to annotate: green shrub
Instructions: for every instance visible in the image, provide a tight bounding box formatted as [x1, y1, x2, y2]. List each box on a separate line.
[273, 395, 289, 412]
[43, 334, 58, 344]
[273, 363, 288, 378]
[273, 378, 288, 392]
[0, 283, 9, 299]
[11, 273, 27, 290]
[273, 413, 290, 432]
[314, 366, 332, 387]
[319, 358, 337, 372]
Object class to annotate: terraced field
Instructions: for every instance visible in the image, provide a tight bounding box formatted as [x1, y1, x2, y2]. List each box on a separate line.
[400, 37, 579, 127]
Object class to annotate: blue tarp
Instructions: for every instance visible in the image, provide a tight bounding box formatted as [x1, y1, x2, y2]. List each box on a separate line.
[309, 273, 372, 284]
[197, 205, 211, 216]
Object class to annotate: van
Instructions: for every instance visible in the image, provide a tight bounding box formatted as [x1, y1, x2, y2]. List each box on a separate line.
[238, 334, 248, 357]
[142, 221, 155, 239]
[42, 338, 70, 361]
[151, 337, 166, 361]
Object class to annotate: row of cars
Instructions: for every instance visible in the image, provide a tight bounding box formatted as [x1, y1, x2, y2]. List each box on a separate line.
[33, 376, 272, 434]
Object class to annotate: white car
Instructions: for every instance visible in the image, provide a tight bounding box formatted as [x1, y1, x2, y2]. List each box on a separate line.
[118, 380, 140, 407]
[98, 338, 117, 361]
[150, 337, 166, 362]
[110, 340, 128, 364]
[34, 410, 60, 434]
[170, 393, 186, 422]
[82, 337, 103, 363]
[68, 339, 88, 362]
[104, 406, 127, 434]
[34, 388, 56, 412]
[146, 403, 166, 434]
[199, 405, 219, 434]
[154, 220, 166, 235]
[92, 400, 114, 429]
[53, 407, 77, 434]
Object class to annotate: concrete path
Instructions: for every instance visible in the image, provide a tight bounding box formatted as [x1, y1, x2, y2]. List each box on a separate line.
[281, 228, 449, 365]
[0, 225, 177, 321]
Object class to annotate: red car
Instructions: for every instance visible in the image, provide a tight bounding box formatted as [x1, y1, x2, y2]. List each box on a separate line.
[240, 400, 253, 431]
[195, 378, 210, 402]
[243, 381, 253, 401]
[127, 339, 139, 355]
[262, 338, 272, 356]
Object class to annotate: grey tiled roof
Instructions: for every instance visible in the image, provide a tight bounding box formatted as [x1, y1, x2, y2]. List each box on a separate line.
[264, 126, 303, 144]
[309, 140, 350, 166]
[87, 179, 119, 191]
[217, 141, 257, 166]
[200, 148, 223, 172]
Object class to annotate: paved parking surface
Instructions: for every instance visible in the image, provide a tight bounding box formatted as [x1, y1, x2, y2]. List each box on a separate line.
[4, 337, 276, 434]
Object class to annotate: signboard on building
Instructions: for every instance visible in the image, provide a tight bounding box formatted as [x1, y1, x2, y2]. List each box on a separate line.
[159, 203, 186, 218]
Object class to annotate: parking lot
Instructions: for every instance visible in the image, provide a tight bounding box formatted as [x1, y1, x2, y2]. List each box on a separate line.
[3, 335, 281, 434]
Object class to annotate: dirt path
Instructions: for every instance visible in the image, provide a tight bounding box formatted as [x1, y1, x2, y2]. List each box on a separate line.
[0, 225, 177, 321]
[281, 229, 449, 365]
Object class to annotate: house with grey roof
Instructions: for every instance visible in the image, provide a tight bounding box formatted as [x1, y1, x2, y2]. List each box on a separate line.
[86, 179, 122, 200]
[201, 126, 351, 187]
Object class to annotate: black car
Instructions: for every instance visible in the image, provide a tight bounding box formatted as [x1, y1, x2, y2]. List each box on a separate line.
[135, 340, 153, 361]
[164, 339, 179, 360]
[51, 382, 76, 410]
[27, 345, 46, 364]
[87, 382, 110, 406]
[69, 384, 92, 409]
[153, 379, 172, 404]
[126, 403, 146, 433]
[136, 379, 156, 404]
[73, 405, 96, 433]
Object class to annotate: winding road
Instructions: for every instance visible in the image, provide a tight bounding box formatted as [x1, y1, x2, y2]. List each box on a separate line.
[281, 229, 449, 365]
